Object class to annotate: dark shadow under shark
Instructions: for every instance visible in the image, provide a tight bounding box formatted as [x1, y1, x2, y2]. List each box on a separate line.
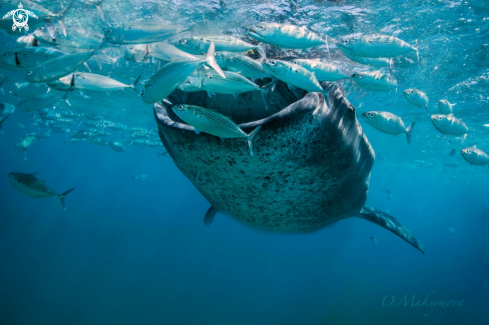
[154, 83, 424, 254]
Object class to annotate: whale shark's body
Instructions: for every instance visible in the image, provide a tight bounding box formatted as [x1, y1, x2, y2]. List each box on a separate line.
[154, 84, 424, 254]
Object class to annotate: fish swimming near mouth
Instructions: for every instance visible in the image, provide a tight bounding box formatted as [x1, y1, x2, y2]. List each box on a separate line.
[154, 84, 424, 254]
[362, 111, 415, 144]
[461, 145, 489, 166]
[9, 172, 75, 210]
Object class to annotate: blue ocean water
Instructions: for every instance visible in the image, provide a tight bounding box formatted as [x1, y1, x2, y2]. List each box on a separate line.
[1, 0, 489, 324]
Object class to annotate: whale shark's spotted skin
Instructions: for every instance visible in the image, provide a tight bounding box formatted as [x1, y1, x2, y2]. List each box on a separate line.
[154, 84, 424, 253]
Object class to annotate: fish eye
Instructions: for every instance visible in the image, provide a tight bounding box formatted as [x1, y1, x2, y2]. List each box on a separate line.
[107, 29, 111, 34]
[27, 71, 32, 76]
[369, 113, 374, 118]
[410, 90, 414, 94]
[181, 39, 187, 44]
[359, 74, 363, 78]
[467, 150, 471, 154]
[438, 117, 442, 121]
[179, 105, 183, 110]
[343, 39, 349, 44]
[256, 25, 265, 30]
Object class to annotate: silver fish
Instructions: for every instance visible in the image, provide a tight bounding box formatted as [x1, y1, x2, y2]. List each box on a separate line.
[461, 145, 489, 166]
[248, 23, 328, 49]
[262, 59, 323, 92]
[18, 92, 69, 111]
[104, 24, 187, 44]
[431, 114, 468, 141]
[109, 140, 126, 152]
[171, 104, 261, 155]
[351, 71, 398, 91]
[50, 73, 141, 92]
[215, 52, 270, 79]
[404, 89, 429, 112]
[15, 135, 36, 160]
[147, 41, 198, 62]
[25, 49, 99, 83]
[292, 59, 349, 81]
[172, 35, 258, 54]
[362, 111, 415, 144]
[70, 130, 93, 139]
[1, 47, 65, 67]
[0, 103, 16, 133]
[9, 172, 75, 209]
[337, 34, 418, 60]
[90, 138, 109, 146]
[438, 99, 456, 114]
[33, 27, 103, 49]
[142, 41, 225, 104]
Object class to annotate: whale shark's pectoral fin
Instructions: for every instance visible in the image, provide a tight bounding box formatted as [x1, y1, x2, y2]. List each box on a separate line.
[204, 206, 218, 227]
[356, 206, 425, 254]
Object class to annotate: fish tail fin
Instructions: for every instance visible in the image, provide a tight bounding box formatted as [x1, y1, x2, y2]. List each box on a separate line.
[59, 187, 76, 210]
[56, 0, 74, 37]
[204, 42, 225, 78]
[414, 39, 419, 63]
[325, 35, 330, 59]
[95, 1, 105, 21]
[389, 58, 394, 69]
[406, 121, 415, 144]
[257, 46, 267, 61]
[131, 75, 141, 93]
[246, 125, 262, 156]
[260, 80, 277, 110]
[204, 206, 217, 226]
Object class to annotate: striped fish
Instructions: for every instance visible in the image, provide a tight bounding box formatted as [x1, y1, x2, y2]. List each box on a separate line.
[404, 89, 429, 111]
[362, 111, 415, 144]
[248, 23, 328, 50]
[8, 172, 75, 210]
[262, 59, 323, 93]
[49, 73, 141, 92]
[431, 114, 468, 142]
[25, 49, 99, 83]
[104, 24, 187, 45]
[351, 71, 398, 92]
[215, 52, 269, 79]
[337, 34, 418, 60]
[172, 35, 258, 55]
[141, 41, 225, 104]
[171, 104, 262, 155]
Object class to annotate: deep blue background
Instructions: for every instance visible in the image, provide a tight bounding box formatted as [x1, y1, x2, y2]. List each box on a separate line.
[0, 109, 488, 325]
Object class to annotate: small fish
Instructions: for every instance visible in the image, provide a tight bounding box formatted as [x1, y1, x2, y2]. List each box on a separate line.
[292, 59, 349, 81]
[384, 189, 392, 200]
[341, 50, 393, 67]
[130, 139, 147, 147]
[9, 172, 75, 209]
[337, 34, 418, 60]
[25, 49, 99, 83]
[448, 148, 457, 156]
[157, 151, 169, 157]
[109, 140, 126, 152]
[89, 138, 109, 146]
[262, 59, 323, 93]
[362, 111, 415, 144]
[248, 23, 328, 49]
[403, 89, 428, 112]
[0, 103, 16, 133]
[17, 123, 26, 129]
[54, 118, 78, 126]
[29, 130, 51, 139]
[370, 234, 377, 246]
[50, 73, 141, 92]
[141, 41, 225, 104]
[106, 122, 127, 131]
[1, 47, 65, 68]
[104, 24, 187, 44]
[146, 140, 163, 147]
[461, 145, 489, 166]
[172, 35, 258, 54]
[431, 114, 468, 142]
[70, 130, 93, 140]
[33, 27, 103, 50]
[15, 135, 36, 160]
[438, 99, 456, 115]
[18, 92, 69, 112]
[351, 71, 398, 91]
[171, 104, 262, 155]
[215, 52, 270, 79]
[132, 174, 148, 181]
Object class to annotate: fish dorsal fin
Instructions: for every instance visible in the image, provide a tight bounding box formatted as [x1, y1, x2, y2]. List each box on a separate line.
[30, 172, 38, 176]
